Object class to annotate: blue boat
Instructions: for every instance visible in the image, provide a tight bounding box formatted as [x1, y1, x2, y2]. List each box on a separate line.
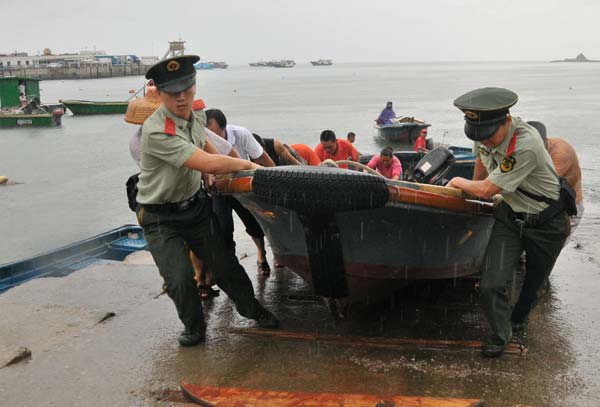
[194, 62, 214, 70]
[0, 225, 147, 293]
[359, 146, 475, 181]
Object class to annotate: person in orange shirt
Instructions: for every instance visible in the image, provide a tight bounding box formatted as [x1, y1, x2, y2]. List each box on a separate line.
[314, 130, 359, 169]
[291, 143, 321, 166]
[413, 127, 429, 152]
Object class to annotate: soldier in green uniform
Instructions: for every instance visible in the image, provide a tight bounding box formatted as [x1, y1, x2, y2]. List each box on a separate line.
[447, 87, 570, 357]
[136, 55, 278, 347]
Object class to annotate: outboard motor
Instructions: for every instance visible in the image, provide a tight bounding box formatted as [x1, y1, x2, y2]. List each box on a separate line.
[411, 147, 455, 185]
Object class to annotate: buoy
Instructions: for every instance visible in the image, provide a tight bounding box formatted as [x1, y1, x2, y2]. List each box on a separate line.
[129, 89, 136, 94]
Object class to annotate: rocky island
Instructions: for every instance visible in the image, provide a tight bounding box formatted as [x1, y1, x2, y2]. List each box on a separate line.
[552, 53, 599, 62]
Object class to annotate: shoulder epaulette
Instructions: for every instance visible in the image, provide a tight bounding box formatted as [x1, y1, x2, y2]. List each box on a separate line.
[192, 99, 206, 110]
[164, 117, 176, 136]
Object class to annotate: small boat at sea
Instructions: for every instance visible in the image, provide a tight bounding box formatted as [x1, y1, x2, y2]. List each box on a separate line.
[249, 60, 296, 68]
[60, 99, 129, 115]
[0, 225, 147, 293]
[194, 62, 214, 70]
[0, 77, 64, 127]
[375, 116, 430, 147]
[270, 60, 296, 68]
[311, 59, 333, 66]
[214, 150, 493, 304]
[208, 61, 228, 69]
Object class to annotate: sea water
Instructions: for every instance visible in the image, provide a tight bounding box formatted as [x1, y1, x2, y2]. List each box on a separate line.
[0, 61, 599, 262]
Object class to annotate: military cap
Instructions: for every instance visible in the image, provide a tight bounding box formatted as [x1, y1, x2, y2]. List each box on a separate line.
[145, 55, 200, 93]
[453, 87, 518, 141]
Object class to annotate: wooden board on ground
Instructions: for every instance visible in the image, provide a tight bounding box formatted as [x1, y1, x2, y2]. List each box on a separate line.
[180, 383, 485, 407]
[232, 328, 526, 356]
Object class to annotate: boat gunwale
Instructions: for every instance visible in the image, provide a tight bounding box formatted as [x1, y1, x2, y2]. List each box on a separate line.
[214, 173, 493, 215]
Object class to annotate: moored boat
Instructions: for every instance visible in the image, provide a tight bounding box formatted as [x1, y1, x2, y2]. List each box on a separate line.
[60, 99, 129, 115]
[0, 225, 147, 293]
[214, 156, 494, 303]
[0, 77, 64, 127]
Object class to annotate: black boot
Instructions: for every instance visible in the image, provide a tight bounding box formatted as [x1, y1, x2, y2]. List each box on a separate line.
[178, 327, 205, 347]
[255, 306, 279, 329]
[481, 334, 508, 358]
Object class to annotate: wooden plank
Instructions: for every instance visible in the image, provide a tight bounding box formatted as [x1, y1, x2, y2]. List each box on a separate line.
[232, 328, 526, 356]
[180, 383, 485, 407]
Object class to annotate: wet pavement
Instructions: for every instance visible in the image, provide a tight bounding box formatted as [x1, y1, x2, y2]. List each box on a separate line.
[1, 207, 599, 407]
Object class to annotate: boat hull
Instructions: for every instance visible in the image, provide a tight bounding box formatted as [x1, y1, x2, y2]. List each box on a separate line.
[376, 122, 427, 147]
[61, 100, 129, 115]
[230, 185, 493, 302]
[0, 113, 59, 128]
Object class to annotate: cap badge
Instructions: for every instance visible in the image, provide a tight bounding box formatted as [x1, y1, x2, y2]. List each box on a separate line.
[166, 61, 181, 72]
[464, 110, 479, 120]
[500, 156, 516, 173]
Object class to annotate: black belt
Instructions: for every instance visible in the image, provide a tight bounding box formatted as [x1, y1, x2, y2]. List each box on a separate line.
[140, 189, 205, 213]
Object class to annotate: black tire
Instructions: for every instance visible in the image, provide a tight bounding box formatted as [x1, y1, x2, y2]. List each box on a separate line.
[252, 166, 389, 212]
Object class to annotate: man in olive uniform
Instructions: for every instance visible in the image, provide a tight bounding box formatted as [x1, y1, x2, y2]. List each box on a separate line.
[447, 87, 570, 357]
[136, 55, 278, 347]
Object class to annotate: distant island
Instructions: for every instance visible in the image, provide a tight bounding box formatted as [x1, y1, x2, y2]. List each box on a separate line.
[551, 53, 600, 63]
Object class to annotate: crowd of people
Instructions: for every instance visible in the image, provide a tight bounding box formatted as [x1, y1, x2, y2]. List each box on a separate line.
[129, 56, 583, 358]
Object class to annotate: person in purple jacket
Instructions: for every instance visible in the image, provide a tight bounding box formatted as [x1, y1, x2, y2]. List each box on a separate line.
[376, 101, 396, 125]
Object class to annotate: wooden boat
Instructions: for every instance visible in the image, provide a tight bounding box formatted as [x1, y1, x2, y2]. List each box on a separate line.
[60, 99, 129, 115]
[0, 77, 64, 128]
[0, 225, 147, 293]
[214, 155, 494, 303]
[375, 116, 430, 147]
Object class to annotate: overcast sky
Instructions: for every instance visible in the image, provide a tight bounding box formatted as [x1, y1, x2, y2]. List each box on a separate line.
[2, 0, 599, 63]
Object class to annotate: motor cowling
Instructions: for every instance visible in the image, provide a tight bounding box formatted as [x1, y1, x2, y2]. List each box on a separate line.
[411, 147, 455, 185]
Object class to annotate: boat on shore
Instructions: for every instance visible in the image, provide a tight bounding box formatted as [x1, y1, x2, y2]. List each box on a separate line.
[0, 77, 64, 127]
[0, 225, 147, 293]
[214, 152, 493, 303]
[375, 116, 430, 147]
[60, 99, 129, 115]
[311, 59, 333, 66]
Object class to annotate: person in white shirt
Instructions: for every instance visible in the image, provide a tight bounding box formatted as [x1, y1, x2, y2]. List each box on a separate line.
[205, 108, 275, 275]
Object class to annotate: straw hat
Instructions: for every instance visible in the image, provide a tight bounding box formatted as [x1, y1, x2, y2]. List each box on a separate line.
[124, 85, 162, 125]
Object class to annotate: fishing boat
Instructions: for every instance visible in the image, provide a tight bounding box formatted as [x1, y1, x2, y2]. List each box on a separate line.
[0, 77, 64, 127]
[214, 150, 494, 304]
[208, 61, 228, 69]
[375, 116, 430, 147]
[249, 61, 269, 67]
[0, 225, 147, 293]
[60, 99, 129, 115]
[310, 59, 333, 66]
[270, 59, 296, 68]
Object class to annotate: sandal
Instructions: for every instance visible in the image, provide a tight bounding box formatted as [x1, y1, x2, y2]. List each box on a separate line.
[257, 260, 271, 276]
[198, 285, 220, 301]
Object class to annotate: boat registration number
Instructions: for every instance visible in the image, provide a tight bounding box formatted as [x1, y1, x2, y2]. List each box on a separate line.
[16, 119, 33, 126]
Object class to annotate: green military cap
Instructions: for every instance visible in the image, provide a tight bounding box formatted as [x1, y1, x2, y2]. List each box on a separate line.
[145, 55, 200, 93]
[453, 87, 518, 141]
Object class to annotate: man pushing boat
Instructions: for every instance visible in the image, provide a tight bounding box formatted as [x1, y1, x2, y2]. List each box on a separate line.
[447, 87, 575, 357]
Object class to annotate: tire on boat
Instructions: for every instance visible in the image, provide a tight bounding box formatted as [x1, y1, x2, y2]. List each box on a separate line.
[252, 166, 389, 212]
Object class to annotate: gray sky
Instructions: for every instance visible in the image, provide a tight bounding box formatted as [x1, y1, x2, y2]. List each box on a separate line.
[2, 0, 599, 63]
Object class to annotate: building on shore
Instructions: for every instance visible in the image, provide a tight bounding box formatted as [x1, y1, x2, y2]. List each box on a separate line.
[0, 49, 159, 80]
